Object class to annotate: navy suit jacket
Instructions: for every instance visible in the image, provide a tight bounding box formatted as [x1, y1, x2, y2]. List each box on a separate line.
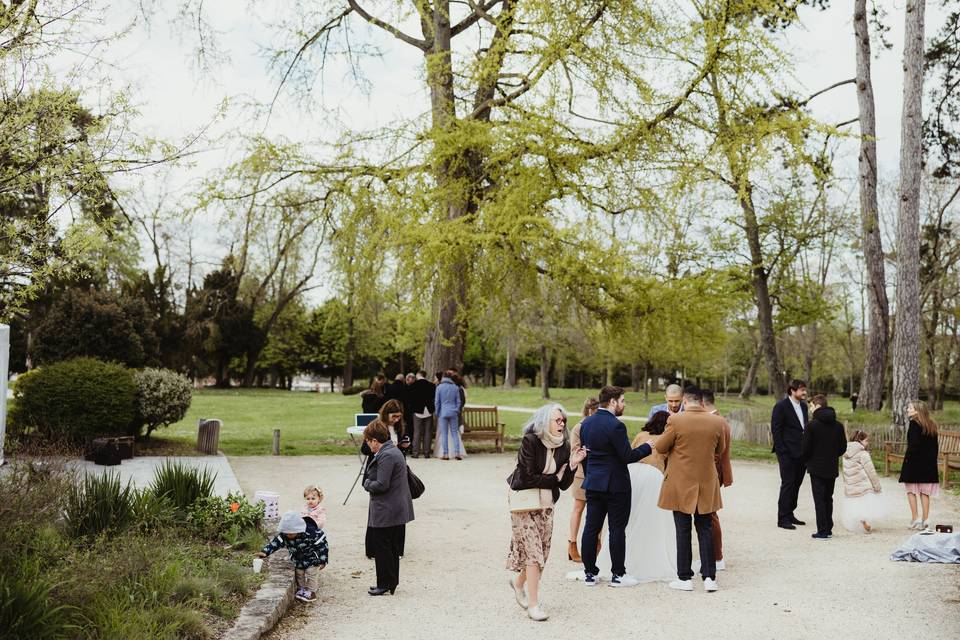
[580, 408, 653, 494]
[771, 397, 808, 459]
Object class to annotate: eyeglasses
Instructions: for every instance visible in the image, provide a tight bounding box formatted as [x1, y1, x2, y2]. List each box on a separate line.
[555, 417, 567, 424]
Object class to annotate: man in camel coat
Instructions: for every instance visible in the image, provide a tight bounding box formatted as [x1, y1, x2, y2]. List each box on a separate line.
[656, 386, 727, 593]
[703, 389, 733, 571]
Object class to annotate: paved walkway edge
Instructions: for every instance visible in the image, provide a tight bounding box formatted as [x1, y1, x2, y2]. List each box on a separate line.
[222, 553, 295, 640]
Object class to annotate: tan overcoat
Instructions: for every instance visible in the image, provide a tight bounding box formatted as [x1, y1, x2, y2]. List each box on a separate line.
[656, 405, 727, 514]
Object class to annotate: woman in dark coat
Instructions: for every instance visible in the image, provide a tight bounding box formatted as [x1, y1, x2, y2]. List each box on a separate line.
[899, 400, 940, 530]
[360, 376, 387, 414]
[362, 420, 415, 595]
[506, 403, 586, 622]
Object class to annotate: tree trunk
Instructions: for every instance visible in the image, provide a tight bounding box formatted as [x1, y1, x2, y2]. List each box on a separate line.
[739, 185, 785, 398]
[631, 363, 641, 392]
[643, 362, 650, 403]
[854, 0, 891, 411]
[343, 315, 355, 388]
[605, 361, 613, 387]
[924, 293, 940, 409]
[242, 350, 260, 387]
[504, 338, 517, 387]
[540, 345, 551, 399]
[739, 345, 761, 400]
[483, 364, 493, 387]
[803, 323, 818, 385]
[892, 0, 925, 431]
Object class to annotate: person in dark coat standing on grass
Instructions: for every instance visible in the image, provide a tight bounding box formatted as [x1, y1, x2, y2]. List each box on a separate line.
[771, 379, 809, 529]
[801, 394, 847, 540]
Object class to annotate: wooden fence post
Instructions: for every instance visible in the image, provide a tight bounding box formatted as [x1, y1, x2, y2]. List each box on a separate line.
[272, 429, 281, 455]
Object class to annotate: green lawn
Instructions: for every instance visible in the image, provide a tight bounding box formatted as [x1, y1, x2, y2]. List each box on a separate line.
[157, 386, 960, 457]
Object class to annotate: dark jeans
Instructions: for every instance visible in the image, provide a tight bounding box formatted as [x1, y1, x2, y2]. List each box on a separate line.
[412, 415, 434, 457]
[367, 524, 405, 589]
[674, 510, 715, 580]
[809, 474, 836, 535]
[777, 454, 806, 524]
[581, 489, 631, 577]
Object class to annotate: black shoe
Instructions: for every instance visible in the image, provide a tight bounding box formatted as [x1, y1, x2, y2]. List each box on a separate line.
[811, 532, 830, 540]
[368, 586, 395, 596]
[778, 522, 796, 530]
[791, 517, 806, 526]
[412, 454, 420, 459]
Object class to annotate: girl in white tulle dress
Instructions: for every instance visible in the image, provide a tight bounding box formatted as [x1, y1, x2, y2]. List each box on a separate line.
[841, 430, 886, 533]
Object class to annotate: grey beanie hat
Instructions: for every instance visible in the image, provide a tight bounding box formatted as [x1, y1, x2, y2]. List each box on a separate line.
[278, 510, 306, 534]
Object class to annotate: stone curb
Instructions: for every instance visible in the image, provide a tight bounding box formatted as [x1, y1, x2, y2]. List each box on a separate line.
[221, 553, 295, 640]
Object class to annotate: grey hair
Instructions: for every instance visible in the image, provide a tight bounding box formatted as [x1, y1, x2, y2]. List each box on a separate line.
[522, 403, 569, 441]
[665, 384, 683, 395]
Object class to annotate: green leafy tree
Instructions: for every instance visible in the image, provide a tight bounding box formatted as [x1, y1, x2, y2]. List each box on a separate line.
[30, 287, 160, 368]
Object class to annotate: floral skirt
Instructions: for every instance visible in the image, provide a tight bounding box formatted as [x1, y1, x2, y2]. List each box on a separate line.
[507, 508, 554, 571]
[904, 482, 940, 498]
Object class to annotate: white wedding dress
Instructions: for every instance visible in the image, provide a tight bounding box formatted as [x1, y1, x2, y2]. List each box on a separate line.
[567, 462, 676, 583]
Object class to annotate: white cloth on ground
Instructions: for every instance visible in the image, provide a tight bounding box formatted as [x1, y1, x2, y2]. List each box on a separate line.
[890, 532, 960, 563]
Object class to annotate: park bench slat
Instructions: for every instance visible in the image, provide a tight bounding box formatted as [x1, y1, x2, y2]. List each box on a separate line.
[461, 406, 505, 453]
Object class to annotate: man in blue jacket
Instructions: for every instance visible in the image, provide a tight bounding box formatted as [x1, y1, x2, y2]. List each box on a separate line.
[580, 385, 656, 587]
[434, 369, 463, 460]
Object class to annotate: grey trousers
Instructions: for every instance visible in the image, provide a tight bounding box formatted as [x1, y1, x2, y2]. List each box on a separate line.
[412, 415, 434, 456]
[295, 566, 319, 591]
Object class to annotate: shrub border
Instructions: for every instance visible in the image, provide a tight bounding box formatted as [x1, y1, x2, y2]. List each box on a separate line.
[221, 545, 296, 640]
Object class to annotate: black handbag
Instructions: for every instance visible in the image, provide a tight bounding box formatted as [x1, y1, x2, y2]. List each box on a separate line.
[407, 466, 425, 499]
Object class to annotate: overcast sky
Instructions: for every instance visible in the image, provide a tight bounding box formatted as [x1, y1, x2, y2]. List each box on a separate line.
[88, 1, 952, 297]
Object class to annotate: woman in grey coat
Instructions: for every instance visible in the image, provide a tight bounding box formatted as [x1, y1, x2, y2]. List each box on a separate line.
[362, 420, 415, 595]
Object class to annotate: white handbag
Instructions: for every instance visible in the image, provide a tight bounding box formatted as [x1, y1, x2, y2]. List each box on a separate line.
[508, 488, 546, 513]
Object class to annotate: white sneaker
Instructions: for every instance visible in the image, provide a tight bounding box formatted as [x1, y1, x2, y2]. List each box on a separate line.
[509, 577, 527, 609]
[910, 520, 922, 530]
[715, 559, 726, 571]
[610, 574, 639, 588]
[704, 578, 719, 592]
[669, 579, 693, 591]
[527, 605, 548, 621]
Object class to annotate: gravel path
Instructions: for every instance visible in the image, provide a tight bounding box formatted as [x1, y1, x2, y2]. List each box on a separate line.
[229, 455, 960, 640]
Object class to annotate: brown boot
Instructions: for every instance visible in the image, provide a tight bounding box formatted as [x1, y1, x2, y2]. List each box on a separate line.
[567, 540, 581, 563]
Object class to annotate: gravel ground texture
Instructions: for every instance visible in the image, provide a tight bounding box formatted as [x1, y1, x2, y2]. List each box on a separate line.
[228, 454, 960, 640]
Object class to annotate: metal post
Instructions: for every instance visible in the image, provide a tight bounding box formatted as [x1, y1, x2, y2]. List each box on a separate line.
[0, 324, 9, 466]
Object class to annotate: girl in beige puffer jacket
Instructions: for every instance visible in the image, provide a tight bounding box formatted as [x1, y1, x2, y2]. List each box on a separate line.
[841, 431, 886, 533]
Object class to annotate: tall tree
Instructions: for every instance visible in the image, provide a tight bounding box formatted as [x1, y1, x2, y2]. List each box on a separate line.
[892, 0, 926, 430]
[853, 0, 890, 410]
[177, 1, 752, 376]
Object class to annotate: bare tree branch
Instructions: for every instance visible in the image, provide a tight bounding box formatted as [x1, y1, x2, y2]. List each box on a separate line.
[347, 0, 431, 50]
[452, 0, 504, 36]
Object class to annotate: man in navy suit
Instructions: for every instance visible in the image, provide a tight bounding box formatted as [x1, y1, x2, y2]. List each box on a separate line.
[579, 385, 655, 587]
[771, 379, 809, 529]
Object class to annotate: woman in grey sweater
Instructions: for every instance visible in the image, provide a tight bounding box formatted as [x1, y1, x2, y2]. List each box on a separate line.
[362, 420, 415, 595]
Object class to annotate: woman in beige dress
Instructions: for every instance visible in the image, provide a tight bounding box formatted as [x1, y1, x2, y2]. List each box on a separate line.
[567, 397, 599, 562]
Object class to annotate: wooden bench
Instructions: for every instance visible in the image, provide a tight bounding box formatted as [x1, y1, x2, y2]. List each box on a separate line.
[461, 406, 505, 453]
[883, 428, 960, 487]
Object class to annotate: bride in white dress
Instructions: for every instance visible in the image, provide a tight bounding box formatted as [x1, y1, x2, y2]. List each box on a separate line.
[567, 412, 676, 583]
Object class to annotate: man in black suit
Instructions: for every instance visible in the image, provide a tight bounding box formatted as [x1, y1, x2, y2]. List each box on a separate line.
[580, 385, 655, 587]
[409, 370, 436, 458]
[771, 379, 809, 529]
